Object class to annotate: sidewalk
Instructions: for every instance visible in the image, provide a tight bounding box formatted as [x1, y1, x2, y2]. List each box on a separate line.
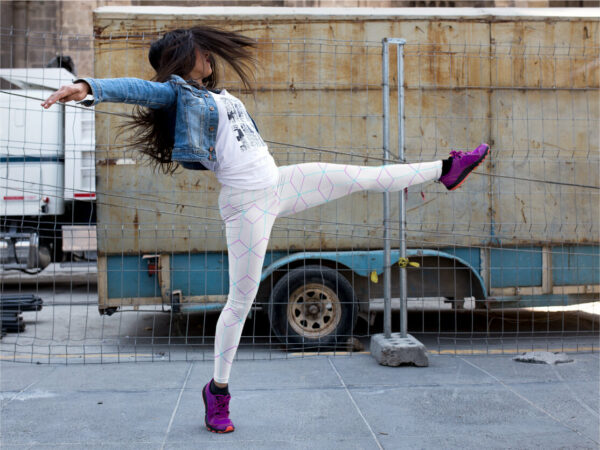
[1, 352, 598, 449]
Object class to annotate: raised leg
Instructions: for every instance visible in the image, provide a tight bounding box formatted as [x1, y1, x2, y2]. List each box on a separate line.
[275, 161, 442, 217]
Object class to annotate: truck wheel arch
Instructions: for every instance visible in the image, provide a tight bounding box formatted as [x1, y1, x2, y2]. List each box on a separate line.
[257, 250, 487, 310]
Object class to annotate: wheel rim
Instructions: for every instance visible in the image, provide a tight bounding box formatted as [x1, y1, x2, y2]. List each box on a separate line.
[286, 283, 342, 338]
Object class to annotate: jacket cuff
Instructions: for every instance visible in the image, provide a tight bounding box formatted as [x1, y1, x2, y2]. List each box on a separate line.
[73, 77, 99, 107]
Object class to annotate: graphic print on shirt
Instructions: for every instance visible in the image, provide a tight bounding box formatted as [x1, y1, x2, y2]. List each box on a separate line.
[221, 95, 266, 152]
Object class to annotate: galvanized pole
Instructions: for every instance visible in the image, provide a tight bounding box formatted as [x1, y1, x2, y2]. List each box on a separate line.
[381, 38, 391, 339]
[396, 40, 408, 338]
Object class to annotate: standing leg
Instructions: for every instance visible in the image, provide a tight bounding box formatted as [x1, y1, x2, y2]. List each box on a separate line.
[203, 183, 279, 434]
[213, 184, 279, 384]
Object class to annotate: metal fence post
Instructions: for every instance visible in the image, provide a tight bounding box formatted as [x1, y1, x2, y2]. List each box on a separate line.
[395, 40, 407, 338]
[381, 38, 392, 339]
[382, 38, 407, 340]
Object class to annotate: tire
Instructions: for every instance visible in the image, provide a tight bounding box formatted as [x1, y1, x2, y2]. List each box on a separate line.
[268, 265, 358, 350]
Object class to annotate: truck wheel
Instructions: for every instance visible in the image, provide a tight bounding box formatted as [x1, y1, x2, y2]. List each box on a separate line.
[268, 265, 358, 350]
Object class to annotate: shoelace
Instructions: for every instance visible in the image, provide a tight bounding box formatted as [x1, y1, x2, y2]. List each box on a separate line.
[214, 395, 230, 417]
[449, 150, 465, 159]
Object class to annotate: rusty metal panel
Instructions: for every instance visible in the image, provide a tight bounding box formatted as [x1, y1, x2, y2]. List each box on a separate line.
[491, 89, 598, 244]
[491, 20, 599, 89]
[402, 85, 492, 247]
[96, 164, 223, 254]
[91, 9, 599, 256]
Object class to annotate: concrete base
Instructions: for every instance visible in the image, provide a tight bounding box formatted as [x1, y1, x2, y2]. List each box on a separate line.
[370, 333, 429, 367]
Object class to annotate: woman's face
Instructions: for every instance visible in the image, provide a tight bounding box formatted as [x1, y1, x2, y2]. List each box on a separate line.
[186, 48, 212, 84]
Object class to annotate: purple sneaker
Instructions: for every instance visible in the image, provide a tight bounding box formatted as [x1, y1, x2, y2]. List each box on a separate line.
[202, 380, 235, 433]
[439, 143, 490, 191]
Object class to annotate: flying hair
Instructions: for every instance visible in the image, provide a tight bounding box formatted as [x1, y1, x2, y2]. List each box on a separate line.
[118, 26, 257, 174]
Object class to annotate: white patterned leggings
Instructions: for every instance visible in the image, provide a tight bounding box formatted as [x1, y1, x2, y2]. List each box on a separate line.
[214, 161, 442, 383]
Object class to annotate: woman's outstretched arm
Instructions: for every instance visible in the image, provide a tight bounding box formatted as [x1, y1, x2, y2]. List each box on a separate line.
[41, 77, 176, 110]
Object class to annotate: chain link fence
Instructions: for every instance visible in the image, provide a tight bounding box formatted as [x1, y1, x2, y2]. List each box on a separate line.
[0, 23, 598, 364]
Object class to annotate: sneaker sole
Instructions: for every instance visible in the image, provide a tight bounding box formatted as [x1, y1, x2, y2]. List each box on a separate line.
[202, 385, 235, 434]
[447, 145, 490, 191]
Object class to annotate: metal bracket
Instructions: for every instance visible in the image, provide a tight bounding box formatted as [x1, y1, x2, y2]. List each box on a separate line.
[383, 38, 406, 45]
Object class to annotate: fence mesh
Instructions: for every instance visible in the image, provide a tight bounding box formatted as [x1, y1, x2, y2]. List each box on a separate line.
[0, 27, 598, 364]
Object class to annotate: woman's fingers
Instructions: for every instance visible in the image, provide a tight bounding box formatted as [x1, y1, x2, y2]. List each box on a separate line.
[41, 87, 67, 109]
[41, 88, 66, 109]
[41, 84, 87, 109]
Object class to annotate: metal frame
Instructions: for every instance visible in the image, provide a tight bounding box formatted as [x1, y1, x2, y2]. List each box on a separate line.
[382, 37, 407, 339]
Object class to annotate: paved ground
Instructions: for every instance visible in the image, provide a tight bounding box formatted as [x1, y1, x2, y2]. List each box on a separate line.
[1, 274, 598, 448]
[1, 352, 598, 449]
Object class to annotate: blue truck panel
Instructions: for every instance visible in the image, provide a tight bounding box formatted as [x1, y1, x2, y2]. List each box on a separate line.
[490, 247, 543, 288]
[107, 256, 156, 299]
[106, 245, 597, 305]
[552, 245, 600, 286]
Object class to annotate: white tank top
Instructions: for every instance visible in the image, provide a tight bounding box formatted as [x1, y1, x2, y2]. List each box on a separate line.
[201, 89, 278, 190]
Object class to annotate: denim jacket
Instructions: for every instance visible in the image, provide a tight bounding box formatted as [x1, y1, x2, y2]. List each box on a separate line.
[75, 74, 256, 170]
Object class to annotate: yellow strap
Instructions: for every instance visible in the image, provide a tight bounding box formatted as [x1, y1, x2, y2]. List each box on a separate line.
[398, 257, 420, 268]
[370, 271, 379, 283]
[372, 259, 419, 282]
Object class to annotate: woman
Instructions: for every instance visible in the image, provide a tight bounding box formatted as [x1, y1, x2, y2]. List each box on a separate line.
[42, 26, 490, 434]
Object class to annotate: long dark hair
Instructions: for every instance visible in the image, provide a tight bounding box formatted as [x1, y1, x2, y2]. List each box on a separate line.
[119, 26, 257, 174]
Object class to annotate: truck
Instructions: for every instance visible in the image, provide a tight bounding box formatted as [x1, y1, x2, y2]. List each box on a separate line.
[88, 8, 598, 348]
[0, 68, 96, 272]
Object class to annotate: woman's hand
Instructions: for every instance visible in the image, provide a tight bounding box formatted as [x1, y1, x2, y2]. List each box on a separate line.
[41, 81, 90, 109]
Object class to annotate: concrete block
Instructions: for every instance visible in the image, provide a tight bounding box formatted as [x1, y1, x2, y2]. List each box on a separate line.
[370, 333, 429, 367]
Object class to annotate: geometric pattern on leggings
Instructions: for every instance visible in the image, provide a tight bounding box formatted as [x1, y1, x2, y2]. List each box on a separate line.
[277, 162, 439, 216]
[212, 161, 442, 383]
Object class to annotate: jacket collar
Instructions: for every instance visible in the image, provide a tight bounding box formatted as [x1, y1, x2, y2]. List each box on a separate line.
[168, 73, 206, 92]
